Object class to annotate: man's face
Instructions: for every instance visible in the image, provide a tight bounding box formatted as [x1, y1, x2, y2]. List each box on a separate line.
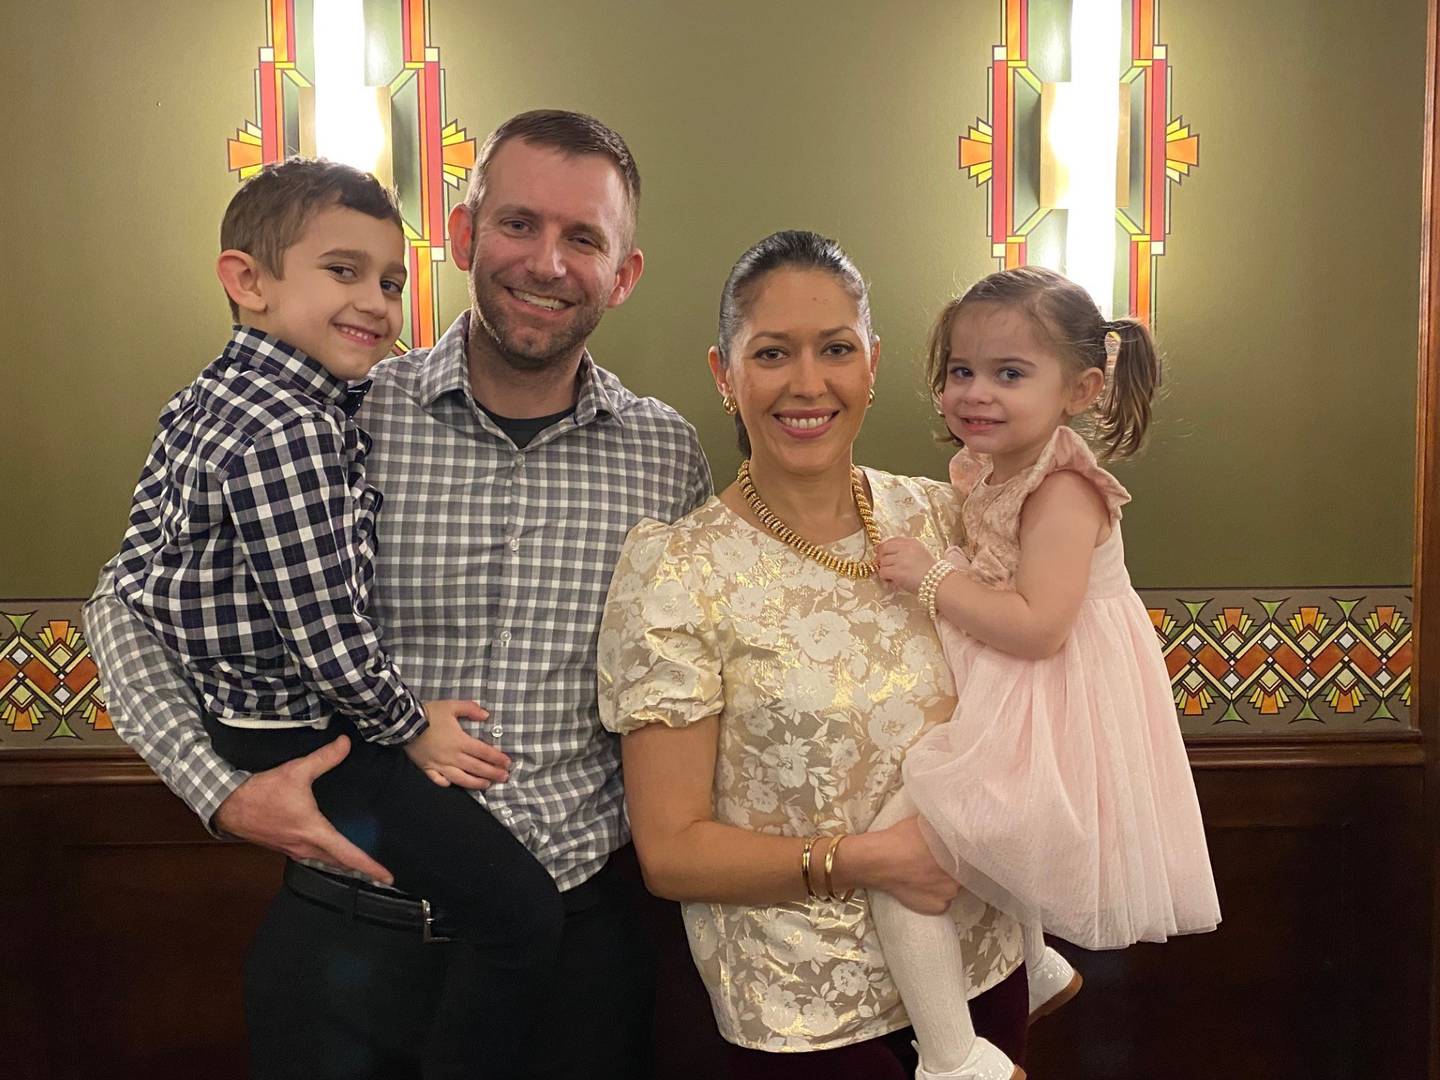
[449, 139, 641, 372]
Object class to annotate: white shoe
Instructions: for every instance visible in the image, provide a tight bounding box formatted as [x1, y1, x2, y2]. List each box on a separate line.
[915, 1037, 1026, 1080]
[1027, 945, 1083, 1023]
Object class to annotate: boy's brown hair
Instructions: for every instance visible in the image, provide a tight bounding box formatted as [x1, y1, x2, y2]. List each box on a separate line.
[219, 157, 403, 319]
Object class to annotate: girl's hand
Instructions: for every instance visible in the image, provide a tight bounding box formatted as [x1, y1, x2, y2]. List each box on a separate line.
[404, 700, 512, 789]
[876, 537, 939, 594]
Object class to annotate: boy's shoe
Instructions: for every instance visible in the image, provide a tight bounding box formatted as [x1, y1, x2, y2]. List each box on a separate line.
[1027, 945, 1083, 1023]
[914, 1037, 1026, 1080]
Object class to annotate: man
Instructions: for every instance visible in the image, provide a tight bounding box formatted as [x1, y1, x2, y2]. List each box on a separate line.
[84, 109, 712, 1080]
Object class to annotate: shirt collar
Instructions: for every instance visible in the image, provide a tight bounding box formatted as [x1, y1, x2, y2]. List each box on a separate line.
[225, 326, 369, 414]
[417, 310, 624, 427]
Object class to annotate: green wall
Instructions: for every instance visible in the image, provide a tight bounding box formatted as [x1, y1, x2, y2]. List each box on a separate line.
[2, 0, 1423, 595]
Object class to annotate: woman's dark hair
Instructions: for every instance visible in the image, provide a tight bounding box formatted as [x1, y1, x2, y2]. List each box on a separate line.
[715, 230, 874, 454]
[924, 266, 1162, 459]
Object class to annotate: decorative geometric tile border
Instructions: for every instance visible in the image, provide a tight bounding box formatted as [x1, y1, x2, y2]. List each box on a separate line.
[1141, 588, 1411, 734]
[0, 602, 116, 748]
[0, 588, 1414, 748]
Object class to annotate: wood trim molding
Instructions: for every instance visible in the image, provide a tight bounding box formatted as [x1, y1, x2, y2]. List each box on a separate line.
[1186, 731, 1424, 770]
[0, 748, 161, 787]
[1421, 0, 1440, 1073]
[1421, 0, 1440, 744]
[1, 733, 1424, 791]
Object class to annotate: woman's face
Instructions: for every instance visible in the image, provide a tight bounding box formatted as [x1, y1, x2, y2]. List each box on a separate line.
[709, 267, 878, 478]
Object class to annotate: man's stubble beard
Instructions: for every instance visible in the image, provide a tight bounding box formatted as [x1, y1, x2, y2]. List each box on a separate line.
[471, 277, 608, 374]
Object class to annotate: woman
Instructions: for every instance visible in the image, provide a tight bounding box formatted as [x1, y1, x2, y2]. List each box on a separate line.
[597, 231, 1026, 1079]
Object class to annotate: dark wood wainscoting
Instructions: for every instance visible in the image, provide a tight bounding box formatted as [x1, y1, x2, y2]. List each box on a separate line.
[1028, 738, 1430, 1080]
[3, 741, 1430, 1080]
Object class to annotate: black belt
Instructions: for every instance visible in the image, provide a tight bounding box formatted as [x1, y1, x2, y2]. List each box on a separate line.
[283, 860, 456, 943]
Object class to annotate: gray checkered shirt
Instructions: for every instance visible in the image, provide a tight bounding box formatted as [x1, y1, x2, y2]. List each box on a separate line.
[86, 311, 713, 889]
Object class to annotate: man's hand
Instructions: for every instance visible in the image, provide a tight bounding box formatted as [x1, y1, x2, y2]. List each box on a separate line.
[213, 735, 395, 884]
[404, 699, 512, 790]
[876, 536, 939, 594]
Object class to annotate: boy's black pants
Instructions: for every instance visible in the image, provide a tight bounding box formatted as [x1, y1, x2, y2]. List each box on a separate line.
[206, 716, 582, 1079]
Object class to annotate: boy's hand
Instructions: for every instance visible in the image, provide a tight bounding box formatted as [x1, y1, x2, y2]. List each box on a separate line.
[876, 537, 939, 593]
[405, 700, 512, 790]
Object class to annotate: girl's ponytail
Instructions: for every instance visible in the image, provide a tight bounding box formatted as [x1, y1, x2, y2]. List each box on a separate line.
[1094, 317, 1162, 459]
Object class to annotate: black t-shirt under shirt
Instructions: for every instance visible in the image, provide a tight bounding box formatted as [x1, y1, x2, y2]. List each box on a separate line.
[479, 404, 576, 450]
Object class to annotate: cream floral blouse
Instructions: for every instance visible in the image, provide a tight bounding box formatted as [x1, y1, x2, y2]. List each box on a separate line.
[598, 468, 1022, 1052]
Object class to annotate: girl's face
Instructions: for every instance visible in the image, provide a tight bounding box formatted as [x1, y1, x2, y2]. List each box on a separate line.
[709, 268, 878, 479]
[940, 302, 1101, 481]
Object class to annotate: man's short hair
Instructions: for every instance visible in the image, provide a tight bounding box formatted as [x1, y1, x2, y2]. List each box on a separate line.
[463, 109, 641, 244]
[219, 158, 403, 319]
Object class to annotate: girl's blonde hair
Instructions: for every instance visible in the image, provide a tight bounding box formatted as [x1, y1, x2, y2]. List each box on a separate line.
[924, 266, 1162, 459]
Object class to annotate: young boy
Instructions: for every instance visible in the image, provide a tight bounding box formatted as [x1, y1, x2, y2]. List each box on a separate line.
[109, 158, 563, 1079]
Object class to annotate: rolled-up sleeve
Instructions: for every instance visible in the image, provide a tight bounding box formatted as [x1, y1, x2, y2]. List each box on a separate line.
[597, 519, 722, 735]
[83, 562, 248, 833]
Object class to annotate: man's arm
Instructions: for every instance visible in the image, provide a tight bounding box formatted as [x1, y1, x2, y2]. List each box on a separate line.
[85, 562, 249, 828]
[84, 562, 394, 882]
[680, 426, 714, 516]
[687, 448, 715, 514]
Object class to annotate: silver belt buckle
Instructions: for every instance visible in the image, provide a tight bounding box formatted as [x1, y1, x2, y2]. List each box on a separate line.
[420, 899, 453, 944]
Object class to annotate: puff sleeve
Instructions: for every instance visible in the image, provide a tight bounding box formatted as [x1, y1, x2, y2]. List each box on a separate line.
[598, 518, 723, 735]
[1044, 426, 1131, 526]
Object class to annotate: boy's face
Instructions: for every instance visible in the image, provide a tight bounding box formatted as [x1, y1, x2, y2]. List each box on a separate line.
[248, 204, 407, 381]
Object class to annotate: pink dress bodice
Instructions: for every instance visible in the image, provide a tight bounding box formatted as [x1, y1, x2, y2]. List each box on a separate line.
[948, 424, 1132, 597]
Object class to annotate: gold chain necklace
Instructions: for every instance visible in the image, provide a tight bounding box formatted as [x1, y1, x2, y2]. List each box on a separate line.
[736, 460, 882, 579]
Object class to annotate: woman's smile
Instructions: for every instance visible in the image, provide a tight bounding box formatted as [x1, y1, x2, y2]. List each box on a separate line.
[773, 408, 840, 439]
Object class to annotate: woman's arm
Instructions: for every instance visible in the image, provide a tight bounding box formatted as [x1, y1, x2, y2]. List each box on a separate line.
[622, 716, 963, 914]
[878, 471, 1107, 659]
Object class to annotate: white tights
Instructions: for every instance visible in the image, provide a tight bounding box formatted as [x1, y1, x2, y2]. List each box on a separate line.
[869, 787, 1044, 1073]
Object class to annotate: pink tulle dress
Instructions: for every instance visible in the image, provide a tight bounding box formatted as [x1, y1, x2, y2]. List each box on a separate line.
[902, 426, 1220, 950]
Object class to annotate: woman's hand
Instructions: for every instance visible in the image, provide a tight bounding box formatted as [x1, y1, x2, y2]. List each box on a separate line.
[836, 815, 961, 915]
[876, 537, 939, 594]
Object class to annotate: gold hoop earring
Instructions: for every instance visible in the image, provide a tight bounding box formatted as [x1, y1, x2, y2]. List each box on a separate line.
[722, 395, 739, 415]
[868, 386, 876, 405]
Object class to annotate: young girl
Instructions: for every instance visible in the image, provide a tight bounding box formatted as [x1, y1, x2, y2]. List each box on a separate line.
[871, 267, 1221, 1080]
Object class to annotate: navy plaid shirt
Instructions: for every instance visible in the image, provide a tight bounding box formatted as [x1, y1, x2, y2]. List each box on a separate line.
[111, 327, 427, 744]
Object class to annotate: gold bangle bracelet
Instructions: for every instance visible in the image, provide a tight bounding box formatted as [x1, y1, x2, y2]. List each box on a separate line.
[822, 835, 854, 902]
[801, 836, 819, 899]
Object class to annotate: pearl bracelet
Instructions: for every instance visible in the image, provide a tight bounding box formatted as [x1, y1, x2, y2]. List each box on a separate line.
[917, 559, 957, 622]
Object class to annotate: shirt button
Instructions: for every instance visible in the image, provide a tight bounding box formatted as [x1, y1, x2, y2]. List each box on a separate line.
[499, 807, 514, 819]
[512, 454, 524, 467]
[491, 725, 504, 738]
[499, 630, 511, 645]
[508, 538, 520, 552]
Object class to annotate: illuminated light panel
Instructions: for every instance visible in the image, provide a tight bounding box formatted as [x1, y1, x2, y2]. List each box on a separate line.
[310, 0, 391, 184]
[961, 1, 1200, 321]
[1062, 0, 1122, 317]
